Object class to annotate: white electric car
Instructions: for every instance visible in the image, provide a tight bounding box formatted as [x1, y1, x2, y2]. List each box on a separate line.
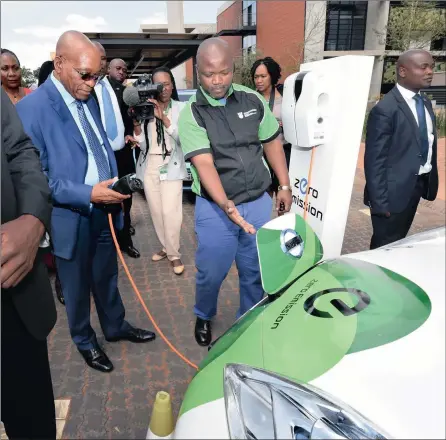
[172, 215, 445, 440]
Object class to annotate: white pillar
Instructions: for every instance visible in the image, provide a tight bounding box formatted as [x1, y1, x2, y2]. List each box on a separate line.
[304, 1, 327, 63]
[365, 1, 390, 100]
[167, 1, 187, 89]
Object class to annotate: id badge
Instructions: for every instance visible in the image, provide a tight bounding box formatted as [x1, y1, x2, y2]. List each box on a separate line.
[159, 165, 168, 181]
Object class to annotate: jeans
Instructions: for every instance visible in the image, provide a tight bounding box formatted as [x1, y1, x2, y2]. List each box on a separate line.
[194, 192, 272, 320]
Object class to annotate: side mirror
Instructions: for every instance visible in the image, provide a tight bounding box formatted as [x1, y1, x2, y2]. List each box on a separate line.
[256, 213, 324, 295]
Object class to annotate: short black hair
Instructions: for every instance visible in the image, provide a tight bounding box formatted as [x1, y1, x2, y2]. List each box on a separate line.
[151, 66, 179, 101]
[1, 48, 20, 66]
[38, 60, 54, 87]
[250, 57, 282, 86]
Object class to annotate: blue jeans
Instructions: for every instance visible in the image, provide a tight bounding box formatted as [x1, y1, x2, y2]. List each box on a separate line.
[194, 193, 272, 321]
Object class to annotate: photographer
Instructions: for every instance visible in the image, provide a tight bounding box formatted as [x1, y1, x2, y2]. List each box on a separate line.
[134, 67, 187, 275]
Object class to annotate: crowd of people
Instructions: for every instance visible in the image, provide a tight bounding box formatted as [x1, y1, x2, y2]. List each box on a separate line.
[1, 28, 439, 439]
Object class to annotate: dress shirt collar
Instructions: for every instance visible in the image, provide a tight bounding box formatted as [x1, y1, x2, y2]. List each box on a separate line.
[396, 82, 420, 100]
[50, 72, 77, 107]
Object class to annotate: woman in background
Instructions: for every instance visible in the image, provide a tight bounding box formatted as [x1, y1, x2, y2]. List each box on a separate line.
[251, 57, 292, 196]
[1, 49, 32, 104]
[134, 67, 187, 275]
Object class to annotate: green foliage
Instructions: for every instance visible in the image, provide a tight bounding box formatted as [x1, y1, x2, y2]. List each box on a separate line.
[233, 50, 261, 89]
[384, 0, 446, 51]
[383, 58, 446, 84]
[20, 66, 36, 88]
[437, 109, 446, 138]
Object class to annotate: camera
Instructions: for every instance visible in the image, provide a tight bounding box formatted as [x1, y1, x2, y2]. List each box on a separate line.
[126, 74, 163, 121]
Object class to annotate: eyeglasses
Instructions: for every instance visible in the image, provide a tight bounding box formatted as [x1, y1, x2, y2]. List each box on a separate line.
[59, 56, 101, 83]
[71, 66, 101, 83]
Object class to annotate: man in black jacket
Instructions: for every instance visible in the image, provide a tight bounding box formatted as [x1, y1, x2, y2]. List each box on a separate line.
[93, 42, 140, 258]
[364, 49, 438, 249]
[1, 88, 57, 438]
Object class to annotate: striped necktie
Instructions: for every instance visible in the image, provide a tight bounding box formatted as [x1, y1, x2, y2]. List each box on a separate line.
[76, 101, 111, 181]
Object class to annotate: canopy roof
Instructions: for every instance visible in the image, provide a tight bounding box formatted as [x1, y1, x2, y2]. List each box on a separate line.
[85, 32, 213, 77]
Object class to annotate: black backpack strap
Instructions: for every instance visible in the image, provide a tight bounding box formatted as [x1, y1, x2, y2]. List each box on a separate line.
[268, 87, 275, 111]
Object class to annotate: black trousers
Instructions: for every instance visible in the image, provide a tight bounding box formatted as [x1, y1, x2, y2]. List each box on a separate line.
[370, 174, 428, 250]
[115, 148, 135, 247]
[1, 298, 56, 439]
[266, 143, 292, 194]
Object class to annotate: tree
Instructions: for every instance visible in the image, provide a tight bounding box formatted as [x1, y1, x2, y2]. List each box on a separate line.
[20, 66, 37, 87]
[378, 0, 446, 51]
[282, 2, 327, 73]
[233, 49, 262, 88]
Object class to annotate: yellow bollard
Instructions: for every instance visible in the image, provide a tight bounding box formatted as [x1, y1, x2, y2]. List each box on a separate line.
[146, 391, 175, 439]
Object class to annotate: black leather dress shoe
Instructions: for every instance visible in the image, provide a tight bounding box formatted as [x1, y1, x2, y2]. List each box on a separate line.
[54, 274, 65, 305]
[121, 244, 140, 258]
[129, 225, 135, 236]
[79, 347, 113, 373]
[195, 318, 212, 346]
[106, 327, 156, 343]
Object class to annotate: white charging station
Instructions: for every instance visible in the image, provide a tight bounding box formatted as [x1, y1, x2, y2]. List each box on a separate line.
[282, 55, 374, 259]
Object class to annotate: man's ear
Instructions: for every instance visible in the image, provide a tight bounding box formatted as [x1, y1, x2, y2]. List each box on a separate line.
[53, 56, 63, 74]
[398, 65, 406, 79]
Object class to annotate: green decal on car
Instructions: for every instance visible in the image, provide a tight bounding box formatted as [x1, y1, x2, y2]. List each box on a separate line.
[257, 214, 324, 294]
[179, 215, 431, 417]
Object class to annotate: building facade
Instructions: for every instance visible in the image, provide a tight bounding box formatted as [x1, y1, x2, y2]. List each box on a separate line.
[216, 0, 445, 102]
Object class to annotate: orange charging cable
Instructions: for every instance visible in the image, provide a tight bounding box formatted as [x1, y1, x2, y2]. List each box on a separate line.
[108, 214, 199, 371]
[303, 147, 316, 221]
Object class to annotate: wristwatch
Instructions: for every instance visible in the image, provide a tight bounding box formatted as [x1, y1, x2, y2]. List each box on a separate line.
[278, 185, 292, 192]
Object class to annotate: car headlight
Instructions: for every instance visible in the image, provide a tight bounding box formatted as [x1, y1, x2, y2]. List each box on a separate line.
[224, 364, 390, 440]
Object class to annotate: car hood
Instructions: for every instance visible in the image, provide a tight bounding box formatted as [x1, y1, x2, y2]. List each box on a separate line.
[176, 227, 445, 439]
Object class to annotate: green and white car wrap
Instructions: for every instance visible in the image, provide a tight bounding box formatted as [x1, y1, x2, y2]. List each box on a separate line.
[174, 214, 445, 439]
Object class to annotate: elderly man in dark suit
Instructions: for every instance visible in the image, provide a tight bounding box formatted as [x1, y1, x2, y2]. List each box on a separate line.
[1, 89, 56, 438]
[364, 49, 438, 249]
[16, 30, 156, 374]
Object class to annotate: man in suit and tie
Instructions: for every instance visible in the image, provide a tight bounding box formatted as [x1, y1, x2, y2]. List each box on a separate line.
[1, 89, 57, 438]
[16, 30, 156, 373]
[364, 49, 438, 249]
[92, 43, 140, 258]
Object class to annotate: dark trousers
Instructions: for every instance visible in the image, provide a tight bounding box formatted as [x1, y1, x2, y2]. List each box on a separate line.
[1, 298, 56, 439]
[370, 174, 428, 250]
[265, 143, 291, 194]
[55, 208, 131, 350]
[115, 148, 135, 248]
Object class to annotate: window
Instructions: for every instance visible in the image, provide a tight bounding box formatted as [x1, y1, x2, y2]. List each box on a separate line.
[243, 35, 257, 55]
[243, 0, 257, 26]
[325, 1, 368, 51]
[431, 37, 446, 51]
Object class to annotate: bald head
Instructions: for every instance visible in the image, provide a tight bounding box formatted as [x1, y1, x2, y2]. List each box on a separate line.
[93, 42, 107, 76]
[396, 49, 434, 91]
[108, 58, 127, 83]
[197, 38, 231, 67]
[54, 30, 101, 101]
[196, 38, 233, 99]
[56, 30, 97, 60]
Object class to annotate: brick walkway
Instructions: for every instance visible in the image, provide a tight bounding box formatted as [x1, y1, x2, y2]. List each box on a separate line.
[4, 142, 444, 439]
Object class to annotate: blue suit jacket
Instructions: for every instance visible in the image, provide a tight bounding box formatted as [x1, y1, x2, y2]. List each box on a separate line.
[364, 86, 438, 214]
[16, 79, 123, 260]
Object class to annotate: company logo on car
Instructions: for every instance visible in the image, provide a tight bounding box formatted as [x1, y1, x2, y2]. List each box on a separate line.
[304, 288, 371, 318]
[271, 285, 371, 329]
